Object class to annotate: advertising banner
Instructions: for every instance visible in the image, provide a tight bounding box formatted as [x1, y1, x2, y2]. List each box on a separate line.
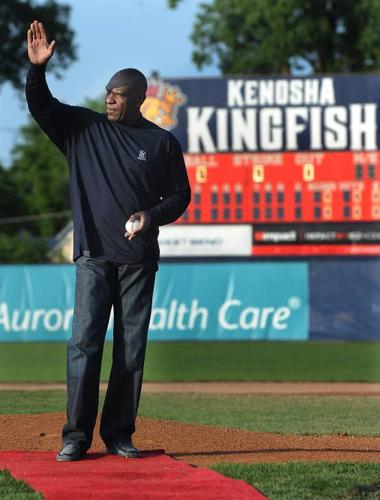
[151, 262, 308, 340]
[142, 75, 380, 256]
[158, 224, 252, 256]
[0, 265, 75, 342]
[0, 263, 308, 342]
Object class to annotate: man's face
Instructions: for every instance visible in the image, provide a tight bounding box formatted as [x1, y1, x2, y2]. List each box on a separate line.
[105, 85, 145, 122]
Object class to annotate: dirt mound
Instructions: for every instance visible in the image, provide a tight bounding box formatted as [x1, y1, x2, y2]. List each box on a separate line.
[0, 413, 379, 466]
[0, 382, 379, 395]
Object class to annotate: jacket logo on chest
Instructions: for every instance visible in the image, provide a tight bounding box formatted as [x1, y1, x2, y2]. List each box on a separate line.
[137, 149, 147, 161]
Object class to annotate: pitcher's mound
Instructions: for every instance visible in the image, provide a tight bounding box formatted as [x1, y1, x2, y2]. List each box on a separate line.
[0, 413, 379, 465]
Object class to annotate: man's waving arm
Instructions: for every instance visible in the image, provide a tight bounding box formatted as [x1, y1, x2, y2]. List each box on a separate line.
[26, 20, 89, 154]
[26, 20, 67, 152]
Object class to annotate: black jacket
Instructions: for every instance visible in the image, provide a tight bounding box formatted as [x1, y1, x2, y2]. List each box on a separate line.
[25, 64, 191, 263]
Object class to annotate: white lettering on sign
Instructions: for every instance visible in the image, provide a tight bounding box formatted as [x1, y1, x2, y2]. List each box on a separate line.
[218, 299, 293, 331]
[227, 78, 335, 107]
[149, 299, 208, 331]
[324, 106, 348, 149]
[187, 104, 377, 153]
[0, 303, 74, 333]
[0, 297, 302, 336]
[350, 104, 377, 150]
[187, 107, 216, 153]
[186, 77, 377, 153]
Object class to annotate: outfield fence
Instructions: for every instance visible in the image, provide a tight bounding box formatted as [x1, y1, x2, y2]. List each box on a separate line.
[0, 259, 378, 341]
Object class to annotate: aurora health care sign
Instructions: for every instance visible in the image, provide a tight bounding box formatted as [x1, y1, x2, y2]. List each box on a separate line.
[151, 262, 308, 340]
[0, 263, 308, 341]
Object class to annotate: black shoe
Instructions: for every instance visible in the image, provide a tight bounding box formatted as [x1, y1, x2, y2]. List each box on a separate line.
[56, 443, 87, 462]
[106, 440, 140, 458]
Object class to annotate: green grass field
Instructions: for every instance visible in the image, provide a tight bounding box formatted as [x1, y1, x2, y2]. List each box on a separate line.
[0, 341, 379, 382]
[0, 390, 380, 498]
[0, 470, 42, 499]
[0, 340, 379, 498]
[1, 391, 380, 437]
[211, 463, 380, 500]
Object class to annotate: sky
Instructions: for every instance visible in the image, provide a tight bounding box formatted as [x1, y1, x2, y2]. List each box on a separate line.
[0, 0, 219, 167]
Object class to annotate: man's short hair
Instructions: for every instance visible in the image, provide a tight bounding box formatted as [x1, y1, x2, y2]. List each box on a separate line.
[106, 68, 148, 95]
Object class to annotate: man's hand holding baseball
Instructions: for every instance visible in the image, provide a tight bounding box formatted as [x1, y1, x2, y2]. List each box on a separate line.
[27, 20, 55, 65]
[124, 211, 151, 240]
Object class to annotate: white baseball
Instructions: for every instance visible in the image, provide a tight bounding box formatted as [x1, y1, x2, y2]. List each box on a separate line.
[125, 219, 141, 234]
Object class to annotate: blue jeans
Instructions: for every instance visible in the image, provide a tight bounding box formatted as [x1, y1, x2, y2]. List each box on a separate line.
[62, 255, 157, 449]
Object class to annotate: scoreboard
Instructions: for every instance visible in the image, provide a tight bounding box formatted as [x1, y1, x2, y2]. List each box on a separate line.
[178, 150, 380, 255]
[142, 74, 380, 256]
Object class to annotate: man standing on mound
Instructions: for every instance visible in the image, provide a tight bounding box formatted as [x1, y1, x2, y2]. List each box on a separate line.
[26, 20, 190, 461]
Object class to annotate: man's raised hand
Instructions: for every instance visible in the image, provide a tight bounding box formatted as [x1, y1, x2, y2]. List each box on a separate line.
[27, 20, 56, 65]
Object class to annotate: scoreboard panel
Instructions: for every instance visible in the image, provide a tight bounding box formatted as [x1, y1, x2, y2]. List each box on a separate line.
[180, 151, 378, 224]
[142, 74, 380, 256]
[176, 151, 380, 255]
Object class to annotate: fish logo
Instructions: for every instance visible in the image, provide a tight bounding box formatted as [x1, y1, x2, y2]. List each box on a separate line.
[141, 80, 186, 130]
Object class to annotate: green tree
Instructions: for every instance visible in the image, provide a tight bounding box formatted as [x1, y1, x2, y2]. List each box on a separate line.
[84, 96, 106, 113]
[0, 165, 25, 233]
[169, 0, 380, 74]
[0, 159, 51, 263]
[10, 118, 71, 238]
[0, 232, 49, 263]
[0, 0, 76, 89]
